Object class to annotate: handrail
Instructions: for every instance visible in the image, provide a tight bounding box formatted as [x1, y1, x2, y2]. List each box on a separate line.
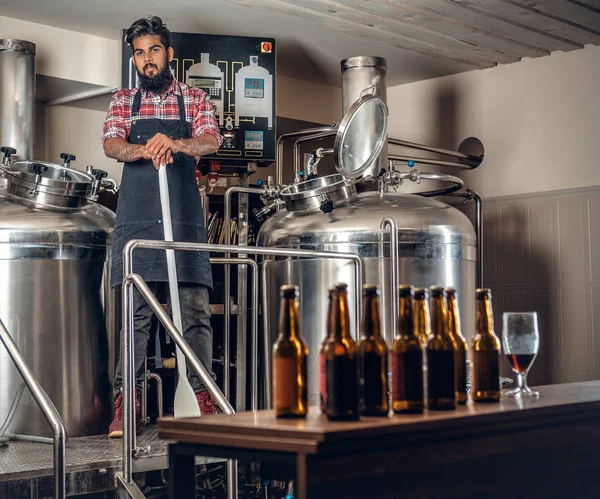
[122, 239, 363, 499]
[0, 319, 67, 499]
[124, 240, 364, 413]
[210, 257, 260, 411]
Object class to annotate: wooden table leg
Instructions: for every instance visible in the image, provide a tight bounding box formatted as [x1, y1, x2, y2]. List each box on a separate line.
[169, 443, 196, 499]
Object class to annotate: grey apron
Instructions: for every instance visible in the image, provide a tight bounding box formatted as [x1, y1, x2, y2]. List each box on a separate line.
[110, 86, 212, 289]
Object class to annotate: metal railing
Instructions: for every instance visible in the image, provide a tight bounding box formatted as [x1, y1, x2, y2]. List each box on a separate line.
[223, 186, 264, 401]
[0, 319, 67, 499]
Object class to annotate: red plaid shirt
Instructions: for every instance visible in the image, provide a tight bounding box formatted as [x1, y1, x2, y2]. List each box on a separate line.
[102, 78, 223, 163]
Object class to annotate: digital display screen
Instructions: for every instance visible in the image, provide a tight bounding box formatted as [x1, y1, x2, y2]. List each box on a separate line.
[188, 77, 221, 88]
[244, 78, 264, 98]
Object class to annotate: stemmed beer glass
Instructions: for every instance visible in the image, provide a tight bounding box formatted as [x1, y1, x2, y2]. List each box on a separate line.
[502, 312, 540, 398]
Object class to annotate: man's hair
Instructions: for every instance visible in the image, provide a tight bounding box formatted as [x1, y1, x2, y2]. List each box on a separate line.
[125, 16, 171, 52]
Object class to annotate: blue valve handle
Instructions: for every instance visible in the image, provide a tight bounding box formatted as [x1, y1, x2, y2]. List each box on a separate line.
[256, 179, 264, 187]
[407, 160, 415, 168]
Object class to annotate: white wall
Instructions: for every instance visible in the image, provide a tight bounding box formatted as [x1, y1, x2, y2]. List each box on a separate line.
[386, 45, 600, 198]
[0, 16, 120, 87]
[277, 75, 341, 124]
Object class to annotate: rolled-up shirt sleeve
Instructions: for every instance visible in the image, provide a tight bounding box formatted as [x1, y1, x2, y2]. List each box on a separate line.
[101, 91, 129, 145]
[192, 90, 223, 147]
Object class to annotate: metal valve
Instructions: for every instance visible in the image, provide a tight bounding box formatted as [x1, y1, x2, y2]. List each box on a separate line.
[30, 164, 48, 195]
[320, 198, 334, 214]
[60, 153, 76, 168]
[0, 146, 17, 166]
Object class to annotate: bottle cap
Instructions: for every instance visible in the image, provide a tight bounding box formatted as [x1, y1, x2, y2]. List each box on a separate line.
[280, 284, 299, 298]
[398, 284, 414, 298]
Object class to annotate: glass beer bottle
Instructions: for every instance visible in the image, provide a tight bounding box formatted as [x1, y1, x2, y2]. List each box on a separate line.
[446, 288, 469, 405]
[319, 286, 336, 413]
[472, 288, 501, 403]
[324, 283, 360, 421]
[391, 285, 424, 413]
[414, 288, 431, 348]
[426, 286, 457, 410]
[357, 284, 389, 417]
[272, 285, 309, 418]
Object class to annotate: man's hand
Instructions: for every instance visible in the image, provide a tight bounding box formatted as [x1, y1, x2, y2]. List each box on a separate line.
[145, 133, 180, 162]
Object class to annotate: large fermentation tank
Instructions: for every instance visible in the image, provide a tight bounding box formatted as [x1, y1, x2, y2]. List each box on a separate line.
[0, 160, 116, 437]
[257, 57, 477, 407]
[0, 40, 36, 161]
[258, 180, 476, 406]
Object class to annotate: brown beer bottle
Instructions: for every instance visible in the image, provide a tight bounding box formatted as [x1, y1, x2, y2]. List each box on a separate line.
[426, 286, 457, 410]
[357, 284, 389, 417]
[391, 285, 424, 414]
[472, 288, 501, 403]
[272, 285, 309, 418]
[446, 288, 468, 405]
[324, 283, 359, 421]
[413, 288, 431, 348]
[319, 286, 336, 413]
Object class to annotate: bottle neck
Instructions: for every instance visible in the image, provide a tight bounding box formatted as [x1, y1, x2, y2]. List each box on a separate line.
[361, 295, 382, 339]
[447, 294, 464, 340]
[476, 296, 494, 337]
[279, 297, 300, 339]
[414, 298, 430, 338]
[397, 296, 415, 338]
[330, 292, 352, 340]
[430, 295, 448, 338]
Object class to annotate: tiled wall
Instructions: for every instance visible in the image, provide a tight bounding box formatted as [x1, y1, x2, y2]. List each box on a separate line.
[455, 185, 600, 387]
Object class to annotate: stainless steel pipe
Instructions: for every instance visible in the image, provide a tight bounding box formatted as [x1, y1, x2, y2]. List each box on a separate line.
[276, 125, 337, 186]
[293, 131, 336, 176]
[380, 217, 399, 344]
[447, 189, 483, 288]
[0, 318, 66, 499]
[0, 39, 36, 160]
[388, 138, 483, 169]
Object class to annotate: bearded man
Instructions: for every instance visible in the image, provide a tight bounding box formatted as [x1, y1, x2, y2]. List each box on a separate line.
[102, 16, 222, 437]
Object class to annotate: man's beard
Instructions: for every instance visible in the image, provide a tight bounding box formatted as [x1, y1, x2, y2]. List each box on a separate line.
[137, 59, 172, 94]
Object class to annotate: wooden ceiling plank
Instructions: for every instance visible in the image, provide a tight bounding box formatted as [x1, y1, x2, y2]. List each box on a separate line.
[500, 0, 600, 34]
[290, 0, 518, 64]
[221, 0, 493, 69]
[392, 0, 584, 51]
[339, 0, 549, 59]
[453, 0, 600, 45]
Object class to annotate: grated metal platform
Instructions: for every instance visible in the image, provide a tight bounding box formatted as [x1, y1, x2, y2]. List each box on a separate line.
[0, 424, 223, 497]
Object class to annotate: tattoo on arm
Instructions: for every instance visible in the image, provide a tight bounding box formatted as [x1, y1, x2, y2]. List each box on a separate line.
[104, 138, 143, 163]
[177, 134, 219, 157]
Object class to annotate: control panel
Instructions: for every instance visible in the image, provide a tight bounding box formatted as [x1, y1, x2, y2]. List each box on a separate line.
[121, 32, 276, 167]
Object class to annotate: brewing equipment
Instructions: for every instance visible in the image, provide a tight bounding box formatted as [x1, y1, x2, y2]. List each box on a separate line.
[257, 56, 480, 407]
[0, 158, 116, 437]
[0, 40, 36, 161]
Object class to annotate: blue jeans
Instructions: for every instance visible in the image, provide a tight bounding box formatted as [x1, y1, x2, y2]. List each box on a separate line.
[114, 282, 216, 395]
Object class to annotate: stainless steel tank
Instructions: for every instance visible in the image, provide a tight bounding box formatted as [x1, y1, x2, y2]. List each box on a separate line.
[258, 184, 476, 406]
[257, 81, 477, 407]
[0, 160, 116, 437]
[0, 40, 36, 161]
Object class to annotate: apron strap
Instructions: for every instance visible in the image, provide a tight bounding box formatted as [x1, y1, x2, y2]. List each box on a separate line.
[176, 84, 186, 122]
[132, 88, 142, 116]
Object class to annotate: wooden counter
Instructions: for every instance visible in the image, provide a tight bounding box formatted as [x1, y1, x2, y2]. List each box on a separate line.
[158, 381, 600, 498]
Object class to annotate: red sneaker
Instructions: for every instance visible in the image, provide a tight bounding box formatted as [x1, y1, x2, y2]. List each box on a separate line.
[196, 390, 217, 416]
[108, 391, 141, 438]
